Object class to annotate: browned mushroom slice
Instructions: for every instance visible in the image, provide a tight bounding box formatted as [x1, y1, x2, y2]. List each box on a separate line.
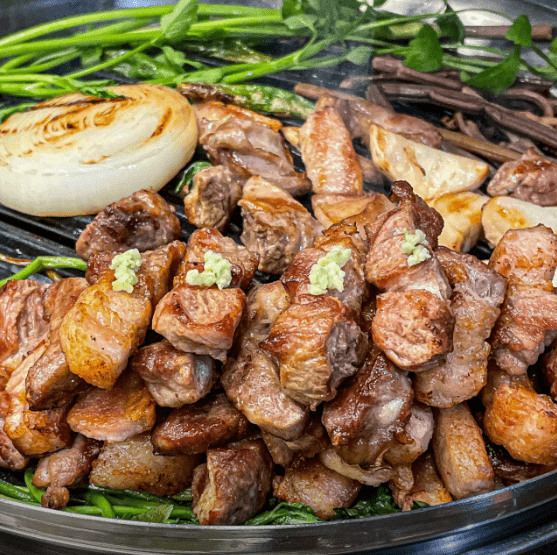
[177, 227, 259, 290]
[152, 282, 246, 362]
[76, 188, 182, 261]
[261, 296, 368, 409]
[432, 403, 495, 500]
[322, 351, 412, 466]
[67, 370, 156, 442]
[272, 457, 361, 520]
[183, 165, 243, 232]
[131, 340, 215, 408]
[239, 176, 321, 275]
[151, 391, 252, 455]
[90, 432, 200, 496]
[192, 439, 273, 525]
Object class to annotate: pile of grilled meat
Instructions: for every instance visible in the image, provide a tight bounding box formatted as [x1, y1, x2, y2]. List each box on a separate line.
[2, 87, 557, 526]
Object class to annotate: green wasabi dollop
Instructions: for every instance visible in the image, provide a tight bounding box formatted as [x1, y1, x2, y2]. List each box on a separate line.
[308, 246, 352, 296]
[110, 248, 142, 293]
[401, 228, 431, 267]
[185, 250, 232, 290]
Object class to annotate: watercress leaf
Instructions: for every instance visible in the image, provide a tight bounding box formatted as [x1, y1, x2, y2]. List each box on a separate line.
[283, 14, 318, 31]
[175, 161, 212, 194]
[131, 504, 174, 523]
[161, 45, 189, 69]
[437, 11, 465, 42]
[505, 14, 532, 47]
[372, 0, 388, 7]
[80, 46, 103, 67]
[465, 45, 522, 95]
[345, 45, 373, 65]
[551, 37, 557, 55]
[75, 85, 125, 99]
[160, 0, 198, 43]
[410, 500, 430, 510]
[404, 24, 443, 72]
[281, 0, 306, 18]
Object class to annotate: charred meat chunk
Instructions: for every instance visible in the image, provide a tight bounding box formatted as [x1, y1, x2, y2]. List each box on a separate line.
[183, 165, 243, 232]
[239, 176, 321, 275]
[299, 95, 363, 195]
[272, 457, 361, 520]
[76, 188, 182, 261]
[152, 283, 246, 362]
[177, 227, 259, 291]
[193, 101, 310, 196]
[192, 439, 273, 525]
[90, 432, 200, 496]
[261, 296, 368, 409]
[322, 351, 412, 466]
[151, 391, 252, 455]
[131, 340, 215, 408]
[487, 150, 557, 206]
[432, 403, 495, 500]
[67, 370, 156, 442]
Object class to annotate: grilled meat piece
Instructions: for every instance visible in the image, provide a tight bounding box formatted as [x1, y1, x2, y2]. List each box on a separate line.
[322, 351, 412, 466]
[261, 416, 328, 467]
[484, 382, 557, 466]
[194, 101, 311, 196]
[192, 439, 273, 525]
[151, 391, 252, 455]
[384, 404, 434, 466]
[280, 247, 366, 313]
[90, 432, 200, 496]
[0, 424, 29, 471]
[25, 277, 89, 410]
[61, 242, 185, 390]
[33, 434, 102, 509]
[131, 340, 215, 408]
[414, 249, 506, 407]
[543, 341, 557, 401]
[239, 176, 321, 275]
[272, 457, 361, 520]
[489, 225, 557, 375]
[183, 165, 243, 232]
[152, 282, 246, 362]
[67, 370, 156, 442]
[0, 280, 50, 374]
[177, 227, 259, 290]
[76, 188, 182, 261]
[311, 192, 394, 233]
[432, 403, 495, 500]
[261, 296, 368, 409]
[299, 95, 363, 195]
[486, 443, 549, 485]
[222, 345, 308, 441]
[487, 150, 557, 206]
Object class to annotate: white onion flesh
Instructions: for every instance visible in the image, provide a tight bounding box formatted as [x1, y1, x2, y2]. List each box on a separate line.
[0, 83, 198, 216]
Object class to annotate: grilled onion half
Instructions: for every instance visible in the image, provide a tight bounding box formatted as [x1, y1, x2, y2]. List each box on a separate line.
[0, 83, 198, 216]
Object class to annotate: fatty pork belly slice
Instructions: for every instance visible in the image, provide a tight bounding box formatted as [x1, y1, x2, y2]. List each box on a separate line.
[177, 227, 259, 291]
[413, 248, 507, 408]
[131, 340, 215, 408]
[192, 439, 273, 525]
[483, 380, 557, 466]
[25, 277, 90, 411]
[90, 431, 200, 496]
[76, 188, 182, 261]
[0, 279, 50, 374]
[193, 101, 311, 196]
[488, 225, 557, 375]
[260, 296, 368, 409]
[151, 391, 252, 455]
[487, 150, 557, 206]
[67, 370, 156, 442]
[311, 192, 394, 231]
[61, 242, 186, 390]
[280, 247, 366, 313]
[152, 281, 246, 362]
[33, 434, 103, 509]
[432, 403, 495, 500]
[273, 457, 361, 520]
[183, 165, 243, 232]
[239, 176, 322, 275]
[322, 351, 413, 466]
[299, 94, 363, 195]
[222, 345, 308, 441]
